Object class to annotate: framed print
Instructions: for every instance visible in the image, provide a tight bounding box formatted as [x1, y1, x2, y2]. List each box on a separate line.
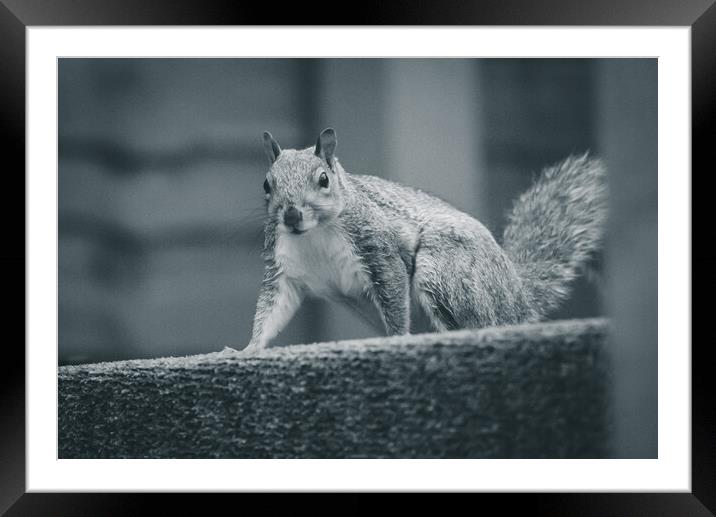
[2, 0, 710, 513]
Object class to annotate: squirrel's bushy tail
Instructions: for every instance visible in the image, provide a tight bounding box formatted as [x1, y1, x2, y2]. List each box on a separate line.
[502, 153, 608, 320]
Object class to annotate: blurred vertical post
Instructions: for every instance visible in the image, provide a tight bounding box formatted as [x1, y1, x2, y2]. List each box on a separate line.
[597, 59, 658, 457]
[384, 59, 487, 221]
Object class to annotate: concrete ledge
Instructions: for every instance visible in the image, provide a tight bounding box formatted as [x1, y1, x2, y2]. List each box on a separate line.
[59, 318, 611, 458]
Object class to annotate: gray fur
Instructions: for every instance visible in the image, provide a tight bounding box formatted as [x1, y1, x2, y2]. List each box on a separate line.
[247, 131, 607, 349]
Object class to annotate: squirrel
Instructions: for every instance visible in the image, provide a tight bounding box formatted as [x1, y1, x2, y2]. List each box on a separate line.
[245, 128, 607, 350]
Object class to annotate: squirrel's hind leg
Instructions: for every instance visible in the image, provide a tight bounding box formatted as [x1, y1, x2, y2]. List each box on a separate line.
[412, 272, 461, 332]
[412, 242, 467, 332]
[412, 233, 510, 331]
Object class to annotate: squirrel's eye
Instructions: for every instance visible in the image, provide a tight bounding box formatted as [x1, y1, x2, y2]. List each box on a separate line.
[318, 171, 329, 189]
[263, 178, 271, 194]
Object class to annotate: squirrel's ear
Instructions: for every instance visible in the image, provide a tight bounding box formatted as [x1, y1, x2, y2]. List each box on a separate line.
[262, 131, 281, 165]
[315, 128, 337, 168]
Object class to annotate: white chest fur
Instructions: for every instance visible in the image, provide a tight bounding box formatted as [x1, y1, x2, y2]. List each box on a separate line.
[274, 225, 371, 300]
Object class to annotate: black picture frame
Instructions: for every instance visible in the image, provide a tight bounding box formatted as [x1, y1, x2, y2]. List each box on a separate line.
[2, 0, 709, 513]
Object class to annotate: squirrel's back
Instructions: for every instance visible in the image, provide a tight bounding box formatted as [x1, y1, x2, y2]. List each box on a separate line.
[346, 172, 492, 235]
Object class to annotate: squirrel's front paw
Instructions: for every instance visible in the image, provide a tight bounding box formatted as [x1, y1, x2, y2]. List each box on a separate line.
[218, 346, 241, 355]
[242, 340, 265, 353]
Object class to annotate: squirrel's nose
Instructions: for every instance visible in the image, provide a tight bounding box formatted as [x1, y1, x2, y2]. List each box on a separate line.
[283, 206, 302, 227]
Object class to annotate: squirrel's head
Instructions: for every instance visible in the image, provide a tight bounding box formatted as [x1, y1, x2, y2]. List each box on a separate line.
[261, 128, 346, 236]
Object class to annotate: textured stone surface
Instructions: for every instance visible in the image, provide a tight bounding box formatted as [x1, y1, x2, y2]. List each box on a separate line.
[58, 318, 611, 458]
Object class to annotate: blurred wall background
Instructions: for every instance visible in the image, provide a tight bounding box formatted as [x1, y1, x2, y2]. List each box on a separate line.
[58, 58, 646, 366]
